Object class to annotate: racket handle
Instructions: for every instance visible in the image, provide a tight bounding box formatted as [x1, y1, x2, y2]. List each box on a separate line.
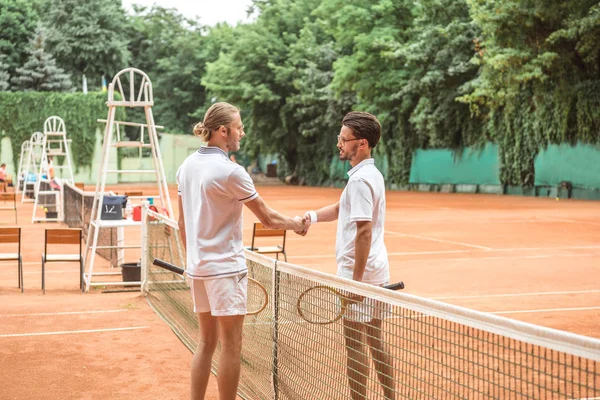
[384, 281, 405, 291]
[152, 258, 185, 275]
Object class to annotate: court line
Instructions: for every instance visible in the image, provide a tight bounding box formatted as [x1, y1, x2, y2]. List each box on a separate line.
[0, 326, 148, 338]
[0, 310, 128, 318]
[291, 245, 600, 259]
[491, 306, 600, 315]
[542, 217, 600, 226]
[432, 289, 600, 300]
[385, 231, 493, 250]
[403, 252, 597, 263]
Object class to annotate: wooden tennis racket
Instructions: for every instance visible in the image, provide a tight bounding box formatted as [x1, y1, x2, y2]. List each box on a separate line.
[296, 281, 405, 325]
[152, 258, 269, 315]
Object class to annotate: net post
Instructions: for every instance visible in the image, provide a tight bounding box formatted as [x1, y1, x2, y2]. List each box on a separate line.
[271, 259, 280, 399]
[140, 201, 149, 294]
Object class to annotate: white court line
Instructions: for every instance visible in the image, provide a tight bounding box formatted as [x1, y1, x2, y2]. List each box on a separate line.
[543, 217, 600, 226]
[569, 398, 600, 400]
[491, 306, 600, 315]
[403, 253, 597, 263]
[385, 231, 493, 250]
[291, 245, 600, 260]
[0, 326, 148, 338]
[0, 309, 128, 318]
[432, 289, 600, 300]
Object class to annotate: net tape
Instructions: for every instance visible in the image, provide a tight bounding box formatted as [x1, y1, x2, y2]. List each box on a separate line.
[143, 208, 600, 400]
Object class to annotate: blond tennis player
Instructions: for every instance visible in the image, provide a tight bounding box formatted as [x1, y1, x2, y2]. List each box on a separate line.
[177, 102, 306, 400]
[303, 111, 395, 400]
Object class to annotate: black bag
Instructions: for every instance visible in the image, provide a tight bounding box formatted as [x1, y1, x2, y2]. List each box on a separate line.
[101, 195, 127, 220]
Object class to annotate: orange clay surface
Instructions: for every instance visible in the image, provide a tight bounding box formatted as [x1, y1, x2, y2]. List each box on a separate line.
[1, 183, 599, 399]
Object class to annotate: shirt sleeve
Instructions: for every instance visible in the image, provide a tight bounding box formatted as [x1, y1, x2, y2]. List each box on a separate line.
[347, 179, 374, 222]
[176, 165, 183, 196]
[228, 166, 259, 203]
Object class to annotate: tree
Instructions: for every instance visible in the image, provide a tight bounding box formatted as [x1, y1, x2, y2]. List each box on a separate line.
[126, 5, 216, 133]
[10, 26, 72, 92]
[203, 0, 334, 178]
[0, 0, 41, 76]
[0, 55, 10, 91]
[41, 0, 130, 91]
[459, 0, 600, 185]
[126, 5, 199, 75]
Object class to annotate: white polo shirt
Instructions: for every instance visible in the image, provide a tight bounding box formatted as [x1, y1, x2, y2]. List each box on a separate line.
[336, 158, 389, 285]
[177, 146, 258, 279]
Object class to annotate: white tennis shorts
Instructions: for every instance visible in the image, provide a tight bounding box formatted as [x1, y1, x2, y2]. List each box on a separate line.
[190, 273, 248, 316]
[344, 282, 391, 324]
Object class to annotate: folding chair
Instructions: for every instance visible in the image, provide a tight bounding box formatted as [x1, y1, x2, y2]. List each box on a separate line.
[248, 222, 287, 261]
[0, 227, 23, 293]
[42, 228, 82, 294]
[0, 193, 17, 223]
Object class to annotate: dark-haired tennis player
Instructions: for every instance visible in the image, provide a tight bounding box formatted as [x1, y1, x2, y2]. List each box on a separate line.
[303, 111, 395, 399]
[177, 102, 306, 400]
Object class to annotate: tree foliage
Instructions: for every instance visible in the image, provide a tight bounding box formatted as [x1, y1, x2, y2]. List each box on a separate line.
[10, 26, 72, 92]
[41, 0, 130, 90]
[0, 92, 124, 171]
[0, 0, 41, 76]
[0, 55, 10, 91]
[2, 0, 600, 186]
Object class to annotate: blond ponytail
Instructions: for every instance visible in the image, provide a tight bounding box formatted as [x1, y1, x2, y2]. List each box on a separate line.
[193, 102, 240, 142]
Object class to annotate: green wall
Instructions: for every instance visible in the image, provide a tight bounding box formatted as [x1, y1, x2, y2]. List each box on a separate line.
[409, 143, 501, 185]
[535, 143, 600, 188]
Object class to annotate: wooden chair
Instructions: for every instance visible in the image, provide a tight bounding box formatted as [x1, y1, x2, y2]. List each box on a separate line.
[0, 193, 17, 223]
[42, 228, 82, 294]
[0, 227, 23, 293]
[248, 222, 287, 261]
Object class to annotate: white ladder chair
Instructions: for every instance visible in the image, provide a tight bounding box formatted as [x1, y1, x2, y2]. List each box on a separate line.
[32, 116, 75, 223]
[83, 68, 173, 292]
[20, 132, 44, 204]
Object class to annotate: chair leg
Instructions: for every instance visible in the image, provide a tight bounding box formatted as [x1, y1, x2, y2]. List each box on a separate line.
[283, 251, 287, 262]
[80, 259, 84, 292]
[19, 256, 23, 293]
[42, 256, 45, 295]
[17, 258, 21, 289]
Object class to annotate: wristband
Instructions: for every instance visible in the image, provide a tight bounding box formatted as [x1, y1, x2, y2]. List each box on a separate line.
[308, 210, 318, 223]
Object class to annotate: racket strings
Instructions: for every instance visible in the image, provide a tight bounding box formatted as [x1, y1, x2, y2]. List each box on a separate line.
[298, 287, 345, 324]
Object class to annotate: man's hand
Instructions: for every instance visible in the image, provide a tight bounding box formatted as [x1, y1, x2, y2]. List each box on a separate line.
[293, 215, 308, 236]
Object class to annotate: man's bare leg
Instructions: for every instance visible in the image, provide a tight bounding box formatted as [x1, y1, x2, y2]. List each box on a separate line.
[366, 319, 395, 399]
[191, 312, 218, 400]
[215, 315, 245, 400]
[344, 319, 369, 400]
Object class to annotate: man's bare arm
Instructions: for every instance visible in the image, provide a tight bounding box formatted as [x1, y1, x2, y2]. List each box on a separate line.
[245, 196, 305, 232]
[353, 220, 372, 282]
[177, 195, 187, 251]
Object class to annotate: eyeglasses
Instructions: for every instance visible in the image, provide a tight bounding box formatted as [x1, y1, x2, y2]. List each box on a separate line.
[337, 135, 362, 145]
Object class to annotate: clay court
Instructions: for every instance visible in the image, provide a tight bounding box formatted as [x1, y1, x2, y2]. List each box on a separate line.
[1, 184, 599, 399]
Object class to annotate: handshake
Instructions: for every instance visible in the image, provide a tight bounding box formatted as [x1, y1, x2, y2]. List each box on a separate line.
[292, 211, 315, 236]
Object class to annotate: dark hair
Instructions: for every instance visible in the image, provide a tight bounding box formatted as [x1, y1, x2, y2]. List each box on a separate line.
[342, 111, 381, 148]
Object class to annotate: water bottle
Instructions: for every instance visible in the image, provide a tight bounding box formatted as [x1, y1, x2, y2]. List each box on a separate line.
[125, 199, 133, 219]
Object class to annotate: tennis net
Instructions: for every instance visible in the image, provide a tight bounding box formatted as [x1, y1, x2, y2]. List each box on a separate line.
[142, 208, 600, 399]
[63, 181, 119, 266]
